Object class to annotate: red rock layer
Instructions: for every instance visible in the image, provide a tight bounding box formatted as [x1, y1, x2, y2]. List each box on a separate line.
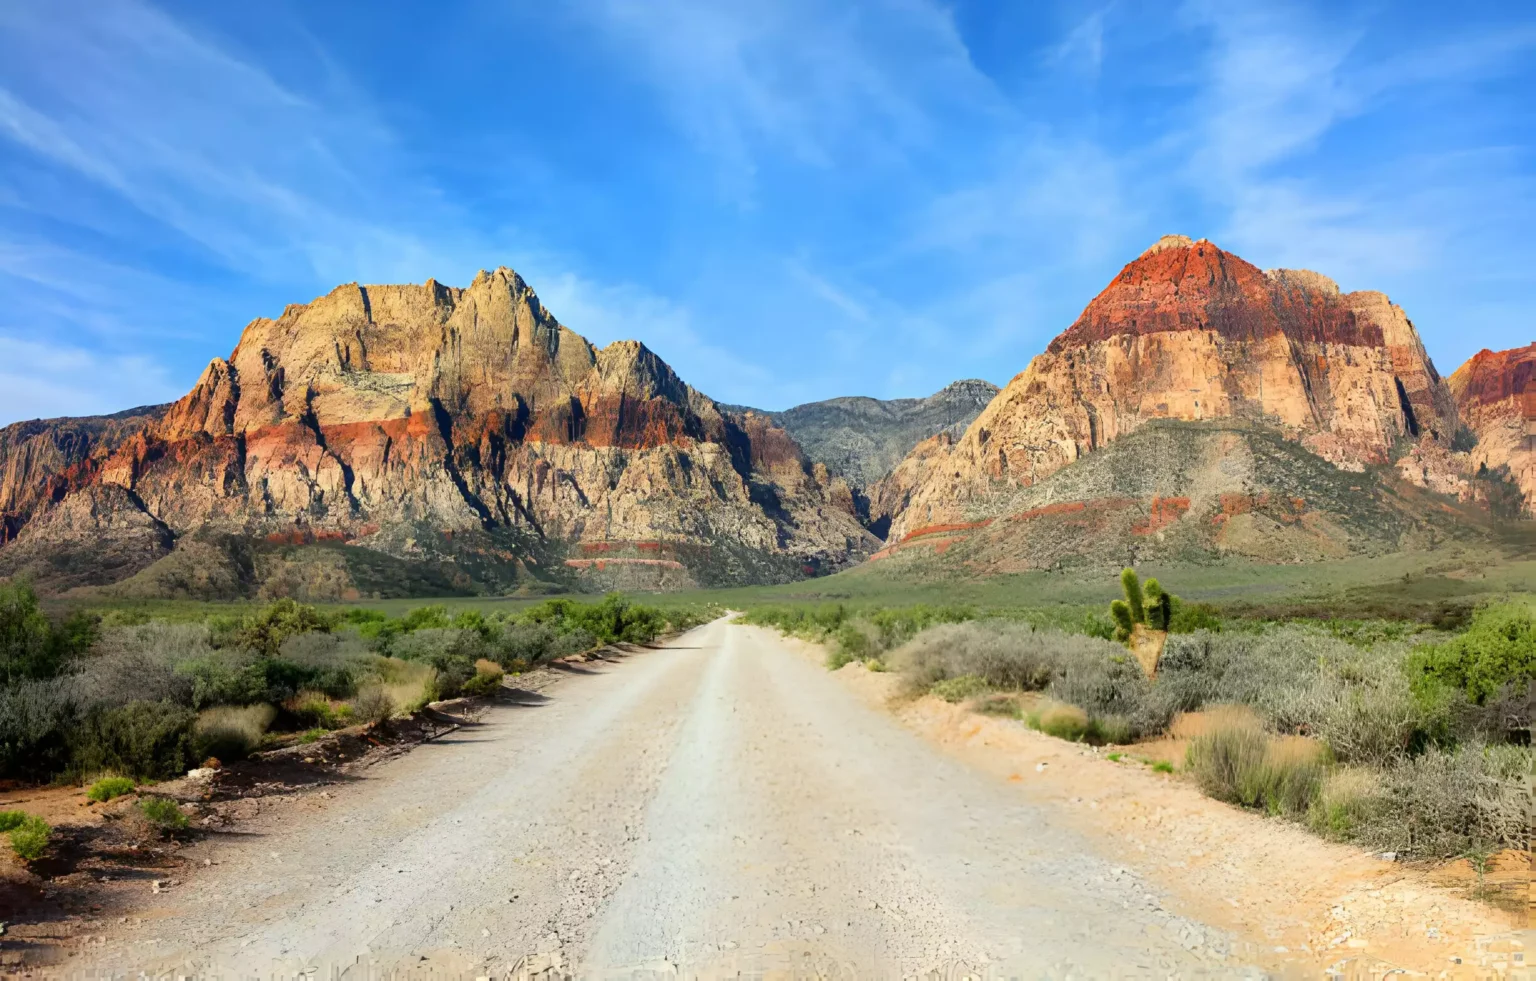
[0, 406, 164, 538]
[3, 269, 876, 577]
[1448, 343, 1536, 510]
[888, 236, 1460, 538]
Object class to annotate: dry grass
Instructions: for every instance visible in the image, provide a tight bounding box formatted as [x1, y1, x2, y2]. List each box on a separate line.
[1186, 704, 1327, 819]
[193, 704, 276, 762]
[1027, 700, 1090, 742]
[376, 658, 436, 714]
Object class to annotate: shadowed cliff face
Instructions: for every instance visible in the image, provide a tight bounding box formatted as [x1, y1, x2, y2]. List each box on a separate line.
[0, 268, 876, 591]
[0, 405, 166, 544]
[1450, 343, 1536, 510]
[886, 236, 1462, 540]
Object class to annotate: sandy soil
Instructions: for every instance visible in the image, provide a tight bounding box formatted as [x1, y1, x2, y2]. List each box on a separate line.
[12, 619, 1528, 979]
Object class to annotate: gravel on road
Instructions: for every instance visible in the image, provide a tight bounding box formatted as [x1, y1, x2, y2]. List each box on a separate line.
[75, 618, 1258, 979]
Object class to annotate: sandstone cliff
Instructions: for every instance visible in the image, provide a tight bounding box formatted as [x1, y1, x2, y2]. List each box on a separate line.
[0, 404, 165, 545]
[1449, 343, 1536, 513]
[0, 269, 877, 594]
[887, 236, 1461, 541]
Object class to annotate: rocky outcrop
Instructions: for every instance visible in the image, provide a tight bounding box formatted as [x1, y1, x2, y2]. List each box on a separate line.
[1, 269, 877, 592]
[728, 379, 1000, 491]
[1449, 343, 1536, 513]
[0, 405, 164, 544]
[887, 237, 1460, 539]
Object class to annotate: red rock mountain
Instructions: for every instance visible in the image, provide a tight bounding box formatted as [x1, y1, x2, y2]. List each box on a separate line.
[1449, 343, 1536, 510]
[883, 235, 1466, 549]
[0, 268, 876, 594]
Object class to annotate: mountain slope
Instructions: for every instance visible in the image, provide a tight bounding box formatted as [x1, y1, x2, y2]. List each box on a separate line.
[727, 380, 999, 490]
[1448, 343, 1535, 514]
[0, 269, 877, 595]
[886, 236, 1461, 543]
[866, 421, 1487, 577]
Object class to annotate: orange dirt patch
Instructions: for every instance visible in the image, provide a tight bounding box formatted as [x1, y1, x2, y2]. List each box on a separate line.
[900, 520, 992, 543]
[1131, 495, 1191, 535]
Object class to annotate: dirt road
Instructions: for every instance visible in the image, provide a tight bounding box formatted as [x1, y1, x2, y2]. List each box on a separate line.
[75, 618, 1266, 978]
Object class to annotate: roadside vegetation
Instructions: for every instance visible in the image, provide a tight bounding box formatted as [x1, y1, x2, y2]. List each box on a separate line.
[751, 576, 1534, 861]
[0, 580, 715, 792]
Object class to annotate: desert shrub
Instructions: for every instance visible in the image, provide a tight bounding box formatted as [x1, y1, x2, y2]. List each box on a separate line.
[930, 674, 989, 703]
[1168, 601, 1222, 634]
[86, 776, 137, 802]
[893, 622, 1062, 693]
[1156, 625, 1429, 762]
[549, 627, 598, 658]
[1351, 743, 1533, 858]
[0, 810, 26, 831]
[1407, 603, 1536, 705]
[390, 628, 485, 699]
[349, 685, 396, 725]
[70, 626, 202, 709]
[1047, 642, 1170, 736]
[234, 599, 334, 657]
[974, 694, 1021, 717]
[287, 690, 353, 730]
[6, 814, 50, 861]
[1088, 715, 1136, 745]
[0, 677, 75, 780]
[494, 621, 557, 667]
[828, 622, 877, 669]
[138, 795, 189, 831]
[461, 660, 505, 697]
[1, 579, 96, 683]
[278, 631, 373, 693]
[193, 703, 276, 761]
[894, 621, 1170, 739]
[69, 700, 196, 780]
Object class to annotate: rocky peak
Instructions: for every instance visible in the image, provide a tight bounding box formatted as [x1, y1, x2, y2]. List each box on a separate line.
[885, 237, 1462, 540]
[0, 269, 878, 592]
[1448, 343, 1536, 511]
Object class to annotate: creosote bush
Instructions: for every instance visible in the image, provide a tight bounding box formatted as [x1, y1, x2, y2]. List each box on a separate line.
[0, 811, 50, 861]
[1407, 603, 1535, 705]
[86, 776, 137, 802]
[138, 795, 189, 831]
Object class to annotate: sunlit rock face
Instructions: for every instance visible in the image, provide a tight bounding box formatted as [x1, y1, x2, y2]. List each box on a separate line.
[0, 268, 876, 589]
[1450, 343, 1536, 510]
[886, 237, 1460, 538]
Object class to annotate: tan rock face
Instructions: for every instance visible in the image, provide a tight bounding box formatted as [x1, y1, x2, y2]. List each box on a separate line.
[1449, 343, 1536, 510]
[888, 238, 1458, 538]
[1, 268, 876, 588]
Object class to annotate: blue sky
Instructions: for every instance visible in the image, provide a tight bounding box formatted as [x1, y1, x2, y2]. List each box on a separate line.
[0, 0, 1533, 424]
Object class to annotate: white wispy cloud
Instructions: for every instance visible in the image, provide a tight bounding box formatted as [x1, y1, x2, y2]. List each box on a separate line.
[563, 0, 1000, 201]
[0, 0, 735, 422]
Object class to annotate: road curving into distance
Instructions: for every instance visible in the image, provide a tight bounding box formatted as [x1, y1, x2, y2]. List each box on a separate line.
[79, 618, 1258, 978]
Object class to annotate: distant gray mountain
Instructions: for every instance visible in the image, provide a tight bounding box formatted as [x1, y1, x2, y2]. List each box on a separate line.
[724, 379, 1000, 489]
